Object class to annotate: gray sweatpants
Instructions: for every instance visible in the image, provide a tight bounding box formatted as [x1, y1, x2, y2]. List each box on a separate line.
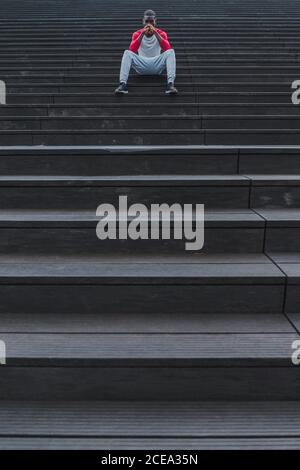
[119, 49, 176, 84]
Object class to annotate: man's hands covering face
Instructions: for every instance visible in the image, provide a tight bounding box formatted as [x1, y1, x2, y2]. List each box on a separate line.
[144, 23, 155, 36]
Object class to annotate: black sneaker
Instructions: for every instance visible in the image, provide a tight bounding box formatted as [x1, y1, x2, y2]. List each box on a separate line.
[165, 82, 178, 95]
[115, 82, 128, 94]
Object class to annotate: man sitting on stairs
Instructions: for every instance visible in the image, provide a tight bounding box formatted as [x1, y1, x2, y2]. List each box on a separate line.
[115, 9, 178, 95]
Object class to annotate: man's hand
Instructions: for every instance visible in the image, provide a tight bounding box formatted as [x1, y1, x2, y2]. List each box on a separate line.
[144, 23, 155, 36]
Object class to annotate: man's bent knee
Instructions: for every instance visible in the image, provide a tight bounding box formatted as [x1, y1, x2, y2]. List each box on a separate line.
[123, 49, 135, 57]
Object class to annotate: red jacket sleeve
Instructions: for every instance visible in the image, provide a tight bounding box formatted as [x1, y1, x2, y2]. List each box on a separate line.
[129, 30, 143, 53]
[158, 29, 171, 51]
[128, 28, 171, 53]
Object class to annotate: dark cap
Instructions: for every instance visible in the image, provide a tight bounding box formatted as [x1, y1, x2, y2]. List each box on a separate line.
[143, 9, 156, 18]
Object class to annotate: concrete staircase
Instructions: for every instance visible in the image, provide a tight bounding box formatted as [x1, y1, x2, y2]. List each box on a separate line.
[1, 0, 300, 449]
